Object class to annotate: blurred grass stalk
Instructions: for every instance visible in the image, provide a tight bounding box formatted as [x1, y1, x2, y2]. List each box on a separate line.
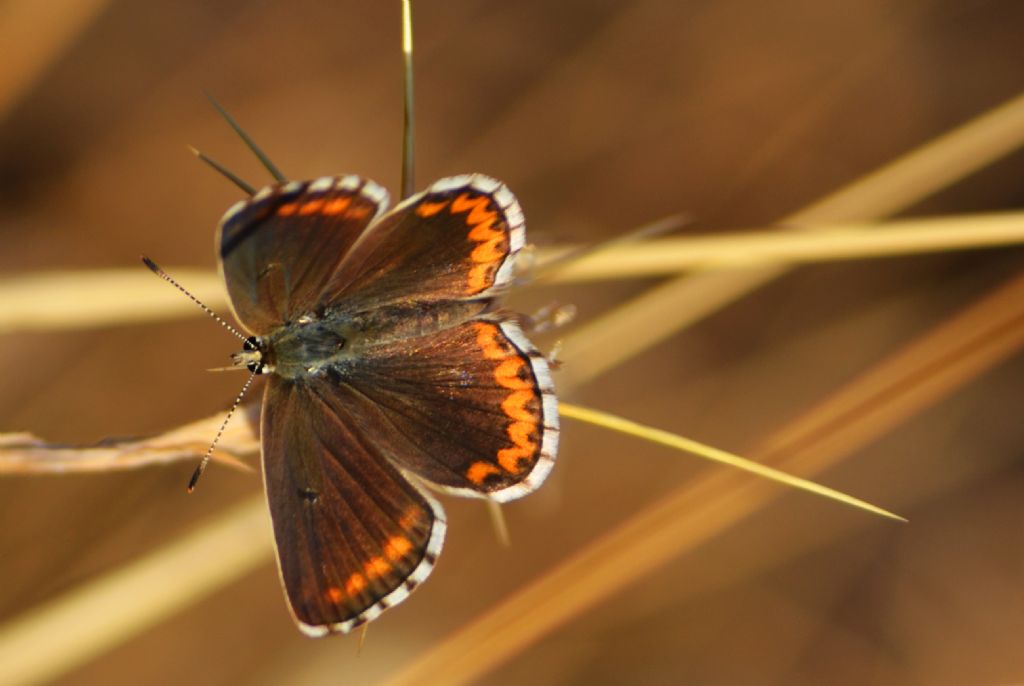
[1, 88, 1024, 686]
[2, 212, 1024, 333]
[541, 211, 1024, 282]
[0, 410, 257, 475]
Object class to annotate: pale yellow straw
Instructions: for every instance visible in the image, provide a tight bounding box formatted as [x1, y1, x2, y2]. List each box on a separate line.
[3, 211, 1023, 334]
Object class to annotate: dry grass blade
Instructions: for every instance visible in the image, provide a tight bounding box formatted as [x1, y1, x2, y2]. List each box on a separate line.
[547, 212, 1024, 282]
[0, 496, 271, 686]
[4, 211, 1023, 334]
[560, 402, 904, 521]
[0, 268, 227, 333]
[529, 213, 690, 282]
[380, 270, 1024, 686]
[0, 408, 257, 475]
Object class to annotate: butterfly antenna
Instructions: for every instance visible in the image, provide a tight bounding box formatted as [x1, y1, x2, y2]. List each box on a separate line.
[187, 145, 256, 196]
[188, 368, 259, 492]
[203, 91, 287, 183]
[400, 0, 415, 200]
[141, 256, 248, 343]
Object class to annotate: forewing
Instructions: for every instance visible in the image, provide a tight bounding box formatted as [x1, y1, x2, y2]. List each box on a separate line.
[217, 175, 389, 333]
[261, 376, 445, 636]
[333, 317, 558, 502]
[319, 174, 525, 313]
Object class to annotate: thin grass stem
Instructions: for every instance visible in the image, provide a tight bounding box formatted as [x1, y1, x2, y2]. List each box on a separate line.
[3, 212, 1023, 334]
[0, 410, 257, 475]
[187, 145, 257, 196]
[204, 92, 287, 183]
[400, 0, 415, 199]
[560, 402, 904, 521]
[540, 212, 1024, 283]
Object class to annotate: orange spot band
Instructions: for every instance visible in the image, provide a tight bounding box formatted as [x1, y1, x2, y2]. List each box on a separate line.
[471, 240, 505, 264]
[498, 444, 533, 473]
[416, 200, 449, 217]
[467, 460, 503, 484]
[384, 536, 413, 561]
[507, 420, 537, 448]
[345, 573, 367, 596]
[398, 506, 421, 530]
[298, 199, 325, 215]
[451, 193, 507, 293]
[494, 357, 532, 390]
[474, 322, 508, 360]
[365, 557, 390, 579]
[502, 389, 538, 423]
[322, 197, 352, 215]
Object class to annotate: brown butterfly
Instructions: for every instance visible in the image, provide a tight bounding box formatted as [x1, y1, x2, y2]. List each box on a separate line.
[218, 173, 558, 635]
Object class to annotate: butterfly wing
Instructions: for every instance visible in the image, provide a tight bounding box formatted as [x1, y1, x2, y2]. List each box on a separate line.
[217, 175, 389, 334]
[318, 174, 525, 314]
[221, 172, 556, 634]
[336, 317, 558, 502]
[309, 176, 557, 500]
[261, 376, 445, 635]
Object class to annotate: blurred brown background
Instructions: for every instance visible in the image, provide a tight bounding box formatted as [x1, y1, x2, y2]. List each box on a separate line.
[2, 1, 1024, 684]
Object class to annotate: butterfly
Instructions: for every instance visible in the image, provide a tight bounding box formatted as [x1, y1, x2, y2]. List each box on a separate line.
[217, 172, 559, 636]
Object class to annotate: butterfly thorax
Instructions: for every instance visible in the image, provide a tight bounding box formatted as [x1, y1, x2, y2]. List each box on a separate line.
[233, 316, 355, 379]
[234, 301, 486, 379]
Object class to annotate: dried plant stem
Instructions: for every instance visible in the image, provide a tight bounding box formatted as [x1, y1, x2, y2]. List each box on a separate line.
[0, 410, 257, 475]
[560, 402, 904, 521]
[542, 211, 1024, 282]
[4, 211, 1023, 334]
[0, 268, 226, 333]
[380, 270, 1024, 686]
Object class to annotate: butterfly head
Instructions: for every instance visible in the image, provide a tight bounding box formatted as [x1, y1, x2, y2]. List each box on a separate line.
[232, 336, 270, 374]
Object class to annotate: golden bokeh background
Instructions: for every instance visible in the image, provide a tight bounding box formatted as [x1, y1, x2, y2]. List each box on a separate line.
[1, 1, 1023, 684]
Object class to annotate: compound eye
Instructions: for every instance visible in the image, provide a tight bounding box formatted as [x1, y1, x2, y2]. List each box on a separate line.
[243, 337, 258, 351]
[247, 361, 263, 374]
